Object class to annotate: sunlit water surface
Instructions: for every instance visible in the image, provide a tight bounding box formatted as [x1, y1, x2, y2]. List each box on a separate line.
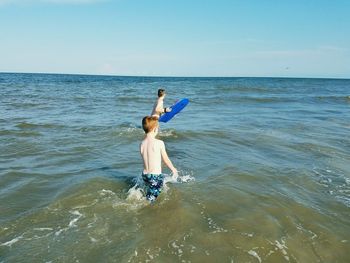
[1, 73, 350, 262]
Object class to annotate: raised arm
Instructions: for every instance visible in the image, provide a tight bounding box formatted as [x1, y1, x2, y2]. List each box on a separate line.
[155, 100, 165, 114]
[156, 100, 171, 114]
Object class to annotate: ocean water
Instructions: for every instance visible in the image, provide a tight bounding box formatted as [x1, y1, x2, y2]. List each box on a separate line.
[0, 73, 350, 262]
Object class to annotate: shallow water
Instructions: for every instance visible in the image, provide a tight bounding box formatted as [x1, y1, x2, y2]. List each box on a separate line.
[1, 73, 350, 262]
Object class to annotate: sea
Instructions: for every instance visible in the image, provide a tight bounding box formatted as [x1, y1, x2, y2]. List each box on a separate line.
[0, 73, 349, 262]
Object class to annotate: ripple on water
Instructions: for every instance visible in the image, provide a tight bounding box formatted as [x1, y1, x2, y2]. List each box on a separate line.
[313, 167, 350, 208]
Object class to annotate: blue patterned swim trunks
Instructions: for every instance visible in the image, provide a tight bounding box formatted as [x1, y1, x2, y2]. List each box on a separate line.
[142, 173, 164, 202]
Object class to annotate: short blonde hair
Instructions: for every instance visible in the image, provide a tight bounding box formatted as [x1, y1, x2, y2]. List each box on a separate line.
[142, 116, 158, 133]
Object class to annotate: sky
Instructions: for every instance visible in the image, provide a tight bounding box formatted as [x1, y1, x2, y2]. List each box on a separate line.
[0, 0, 349, 78]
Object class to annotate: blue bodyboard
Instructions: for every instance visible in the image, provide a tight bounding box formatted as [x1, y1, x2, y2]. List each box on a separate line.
[159, 98, 189, 123]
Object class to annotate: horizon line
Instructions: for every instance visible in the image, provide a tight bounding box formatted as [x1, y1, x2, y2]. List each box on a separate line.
[0, 71, 349, 81]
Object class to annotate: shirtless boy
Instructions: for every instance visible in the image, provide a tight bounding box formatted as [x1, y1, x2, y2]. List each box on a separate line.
[151, 89, 172, 118]
[140, 116, 178, 201]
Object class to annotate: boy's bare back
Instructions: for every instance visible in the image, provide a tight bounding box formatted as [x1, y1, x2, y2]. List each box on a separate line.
[140, 116, 177, 176]
[140, 137, 164, 174]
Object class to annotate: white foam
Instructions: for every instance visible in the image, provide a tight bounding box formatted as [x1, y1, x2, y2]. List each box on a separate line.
[335, 195, 350, 208]
[345, 178, 350, 185]
[111, 185, 148, 211]
[266, 250, 275, 257]
[55, 229, 64, 236]
[170, 241, 184, 257]
[164, 174, 179, 184]
[202, 214, 228, 234]
[145, 247, 161, 261]
[33, 227, 53, 231]
[116, 170, 195, 207]
[127, 250, 139, 263]
[99, 189, 116, 196]
[72, 199, 98, 209]
[55, 210, 83, 236]
[68, 210, 83, 227]
[179, 174, 195, 183]
[163, 171, 195, 184]
[87, 214, 98, 228]
[89, 236, 98, 243]
[126, 185, 145, 201]
[248, 250, 262, 263]
[190, 245, 196, 253]
[116, 125, 140, 136]
[159, 129, 177, 138]
[241, 232, 254, 237]
[0, 235, 23, 247]
[295, 223, 317, 240]
[275, 240, 289, 261]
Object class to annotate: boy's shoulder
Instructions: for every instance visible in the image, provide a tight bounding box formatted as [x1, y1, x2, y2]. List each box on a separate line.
[155, 138, 164, 145]
[154, 138, 165, 149]
[141, 137, 164, 146]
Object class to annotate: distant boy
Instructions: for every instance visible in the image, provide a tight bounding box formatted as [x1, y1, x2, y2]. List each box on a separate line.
[151, 88, 172, 118]
[140, 116, 178, 201]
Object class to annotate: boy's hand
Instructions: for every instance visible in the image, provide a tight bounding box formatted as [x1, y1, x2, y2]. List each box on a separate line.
[172, 169, 178, 180]
[166, 107, 172, 112]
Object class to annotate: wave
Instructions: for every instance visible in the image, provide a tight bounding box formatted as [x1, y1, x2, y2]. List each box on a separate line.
[312, 167, 350, 208]
[159, 128, 231, 141]
[122, 170, 195, 205]
[116, 96, 151, 103]
[0, 171, 195, 254]
[76, 122, 143, 138]
[215, 84, 275, 94]
[315, 95, 350, 103]
[232, 96, 294, 103]
[193, 94, 350, 105]
[15, 122, 65, 130]
[7, 102, 43, 109]
[0, 129, 42, 137]
[8, 123, 230, 143]
[110, 122, 143, 138]
[190, 96, 295, 106]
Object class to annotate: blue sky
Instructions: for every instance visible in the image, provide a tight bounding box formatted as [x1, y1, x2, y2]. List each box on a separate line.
[0, 0, 349, 78]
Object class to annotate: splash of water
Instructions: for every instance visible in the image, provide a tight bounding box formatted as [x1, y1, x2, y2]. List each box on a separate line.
[125, 170, 195, 202]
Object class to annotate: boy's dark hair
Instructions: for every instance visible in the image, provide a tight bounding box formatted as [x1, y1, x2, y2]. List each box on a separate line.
[158, 89, 165, 97]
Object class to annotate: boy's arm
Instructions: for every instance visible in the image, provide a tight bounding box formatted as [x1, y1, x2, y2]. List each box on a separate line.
[160, 141, 177, 174]
[156, 101, 171, 113]
[155, 100, 163, 113]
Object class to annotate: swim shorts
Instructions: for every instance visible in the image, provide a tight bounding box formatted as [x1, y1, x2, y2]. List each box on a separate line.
[142, 173, 164, 202]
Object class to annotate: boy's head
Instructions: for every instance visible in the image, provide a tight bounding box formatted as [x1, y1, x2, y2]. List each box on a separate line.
[158, 88, 166, 98]
[142, 116, 159, 134]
